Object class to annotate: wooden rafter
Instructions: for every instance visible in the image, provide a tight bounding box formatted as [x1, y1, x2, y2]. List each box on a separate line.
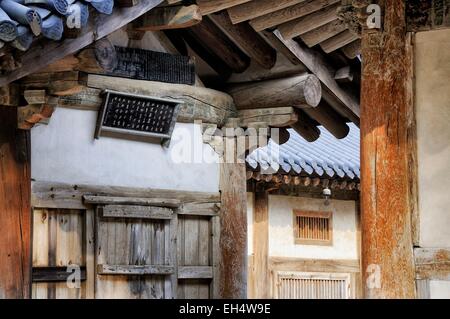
[277, 2, 340, 39]
[228, 0, 305, 25]
[186, 16, 250, 73]
[210, 11, 276, 70]
[301, 19, 347, 48]
[341, 39, 361, 59]
[273, 30, 360, 123]
[197, 0, 252, 15]
[249, 0, 340, 32]
[320, 30, 359, 53]
[132, 4, 202, 31]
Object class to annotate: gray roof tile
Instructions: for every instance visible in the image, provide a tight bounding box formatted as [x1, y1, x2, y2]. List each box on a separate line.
[246, 123, 360, 180]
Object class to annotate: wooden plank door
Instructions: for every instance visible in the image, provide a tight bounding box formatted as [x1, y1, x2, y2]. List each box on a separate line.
[32, 208, 87, 299]
[30, 189, 221, 299]
[177, 215, 220, 298]
[95, 205, 177, 299]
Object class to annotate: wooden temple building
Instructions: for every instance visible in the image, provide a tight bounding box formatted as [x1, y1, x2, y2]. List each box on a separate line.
[0, 0, 448, 299]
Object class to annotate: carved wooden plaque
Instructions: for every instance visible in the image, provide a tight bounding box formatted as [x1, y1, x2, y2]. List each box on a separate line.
[95, 90, 182, 146]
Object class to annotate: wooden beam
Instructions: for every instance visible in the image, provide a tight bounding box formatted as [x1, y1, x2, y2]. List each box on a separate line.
[179, 202, 220, 216]
[360, 0, 416, 298]
[97, 264, 174, 275]
[86, 74, 236, 126]
[334, 66, 353, 83]
[260, 30, 303, 65]
[273, 30, 360, 122]
[290, 110, 320, 142]
[227, 74, 322, 109]
[164, 0, 183, 4]
[0, 83, 20, 106]
[249, 0, 340, 32]
[415, 248, 450, 281]
[74, 38, 117, 74]
[178, 266, 213, 279]
[37, 54, 80, 73]
[249, 179, 360, 201]
[187, 16, 250, 73]
[228, 53, 306, 83]
[32, 181, 219, 210]
[102, 205, 174, 220]
[0, 108, 31, 299]
[23, 90, 46, 105]
[210, 11, 276, 70]
[115, 0, 140, 7]
[341, 39, 361, 59]
[278, 3, 340, 39]
[406, 34, 419, 247]
[32, 267, 87, 283]
[219, 158, 247, 298]
[303, 101, 349, 139]
[252, 191, 269, 298]
[58, 86, 232, 126]
[0, 0, 164, 86]
[132, 4, 202, 31]
[171, 28, 233, 79]
[19, 71, 87, 96]
[197, 0, 252, 15]
[320, 30, 359, 53]
[228, 0, 304, 24]
[269, 257, 360, 273]
[237, 107, 298, 128]
[58, 88, 235, 126]
[300, 19, 346, 47]
[83, 195, 181, 207]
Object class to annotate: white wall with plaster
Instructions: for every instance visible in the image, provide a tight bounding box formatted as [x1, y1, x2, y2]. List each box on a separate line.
[31, 107, 220, 193]
[415, 30, 450, 248]
[267, 195, 358, 260]
[429, 281, 450, 299]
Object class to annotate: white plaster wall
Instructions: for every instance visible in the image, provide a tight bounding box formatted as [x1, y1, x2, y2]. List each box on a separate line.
[247, 192, 254, 255]
[429, 281, 450, 299]
[31, 108, 220, 192]
[268, 195, 358, 260]
[415, 30, 450, 248]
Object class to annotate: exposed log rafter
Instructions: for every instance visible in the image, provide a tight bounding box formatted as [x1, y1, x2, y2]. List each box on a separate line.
[273, 30, 360, 124]
[132, 4, 202, 31]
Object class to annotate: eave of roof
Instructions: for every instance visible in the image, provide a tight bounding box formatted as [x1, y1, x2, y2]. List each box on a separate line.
[246, 123, 360, 181]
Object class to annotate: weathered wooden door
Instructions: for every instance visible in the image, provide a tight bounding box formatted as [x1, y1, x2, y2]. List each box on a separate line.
[177, 214, 219, 298]
[31, 182, 220, 299]
[32, 208, 88, 299]
[93, 203, 176, 298]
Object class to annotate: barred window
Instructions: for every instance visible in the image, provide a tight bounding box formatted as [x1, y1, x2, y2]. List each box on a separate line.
[294, 210, 332, 245]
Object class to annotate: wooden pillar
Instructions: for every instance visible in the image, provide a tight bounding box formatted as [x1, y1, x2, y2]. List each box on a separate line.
[253, 191, 269, 298]
[360, 0, 416, 298]
[219, 131, 247, 298]
[0, 107, 31, 298]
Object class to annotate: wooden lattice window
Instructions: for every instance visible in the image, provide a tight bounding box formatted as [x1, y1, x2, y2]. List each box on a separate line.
[275, 271, 351, 299]
[293, 210, 332, 245]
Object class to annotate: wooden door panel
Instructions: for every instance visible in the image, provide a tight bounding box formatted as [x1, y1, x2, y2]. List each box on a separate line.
[95, 212, 173, 299]
[32, 209, 85, 299]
